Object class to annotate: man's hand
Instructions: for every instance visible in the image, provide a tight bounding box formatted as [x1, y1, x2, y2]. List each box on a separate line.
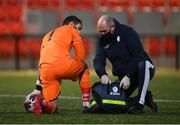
[101, 75, 111, 84]
[120, 75, 130, 90]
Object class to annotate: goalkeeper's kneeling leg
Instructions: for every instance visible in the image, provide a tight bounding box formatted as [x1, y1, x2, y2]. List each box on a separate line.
[43, 100, 58, 113]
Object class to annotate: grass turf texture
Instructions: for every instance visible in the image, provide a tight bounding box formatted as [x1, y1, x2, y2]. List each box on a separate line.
[0, 69, 180, 124]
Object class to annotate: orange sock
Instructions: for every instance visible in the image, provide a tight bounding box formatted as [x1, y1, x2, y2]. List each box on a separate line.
[79, 69, 92, 108]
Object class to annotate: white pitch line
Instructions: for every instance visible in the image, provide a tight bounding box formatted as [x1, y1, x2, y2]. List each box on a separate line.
[0, 94, 180, 102]
[0, 94, 81, 99]
[155, 99, 180, 103]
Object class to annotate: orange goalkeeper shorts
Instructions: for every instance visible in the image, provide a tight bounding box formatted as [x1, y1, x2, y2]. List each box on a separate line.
[39, 60, 89, 102]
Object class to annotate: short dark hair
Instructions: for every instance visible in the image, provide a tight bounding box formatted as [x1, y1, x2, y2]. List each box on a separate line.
[63, 15, 82, 26]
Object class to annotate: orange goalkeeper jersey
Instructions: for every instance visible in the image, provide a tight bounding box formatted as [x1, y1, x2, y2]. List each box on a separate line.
[39, 25, 85, 68]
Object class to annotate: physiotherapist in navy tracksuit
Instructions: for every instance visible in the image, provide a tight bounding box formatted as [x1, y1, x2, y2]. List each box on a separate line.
[93, 15, 158, 114]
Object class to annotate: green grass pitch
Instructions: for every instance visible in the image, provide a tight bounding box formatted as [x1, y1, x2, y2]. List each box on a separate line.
[0, 69, 180, 124]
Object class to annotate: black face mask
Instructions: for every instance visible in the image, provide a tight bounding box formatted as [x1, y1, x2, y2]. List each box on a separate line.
[101, 31, 115, 45]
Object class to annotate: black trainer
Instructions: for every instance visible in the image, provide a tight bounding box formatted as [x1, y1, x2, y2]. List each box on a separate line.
[82, 106, 91, 113]
[145, 91, 158, 112]
[128, 103, 144, 114]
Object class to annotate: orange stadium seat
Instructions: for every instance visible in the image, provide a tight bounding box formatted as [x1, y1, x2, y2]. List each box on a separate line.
[145, 38, 162, 56]
[169, 0, 180, 12]
[152, 0, 166, 12]
[136, 0, 152, 12]
[123, 0, 132, 11]
[0, 22, 10, 34]
[8, 7, 23, 21]
[27, 0, 50, 10]
[28, 39, 41, 58]
[98, 0, 108, 11]
[0, 8, 6, 21]
[108, 0, 124, 10]
[108, 0, 131, 11]
[162, 37, 176, 56]
[0, 0, 5, 6]
[37, 0, 50, 9]
[50, 0, 60, 10]
[152, 0, 168, 23]
[18, 40, 29, 58]
[80, 0, 95, 10]
[8, 22, 24, 35]
[6, 0, 23, 7]
[0, 40, 15, 58]
[64, 0, 80, 10]
[27, 0, 36, 9]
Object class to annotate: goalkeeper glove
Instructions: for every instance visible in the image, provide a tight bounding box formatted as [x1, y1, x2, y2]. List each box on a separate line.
[30, 79, 42, 96]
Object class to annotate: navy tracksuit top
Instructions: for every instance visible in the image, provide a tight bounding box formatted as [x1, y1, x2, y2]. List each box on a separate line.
[93, 19, 153, 78]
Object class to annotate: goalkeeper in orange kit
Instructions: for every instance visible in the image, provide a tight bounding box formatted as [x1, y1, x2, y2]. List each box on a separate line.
[25, 16, 92, 116]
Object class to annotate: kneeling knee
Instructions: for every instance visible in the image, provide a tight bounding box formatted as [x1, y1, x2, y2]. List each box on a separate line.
[44, 100, 58, 113]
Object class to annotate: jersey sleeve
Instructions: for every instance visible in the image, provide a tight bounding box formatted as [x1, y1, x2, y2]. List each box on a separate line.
[72, 28, 85, 61]
[124, 27, 145, 75]
[93, 41, 108, 78]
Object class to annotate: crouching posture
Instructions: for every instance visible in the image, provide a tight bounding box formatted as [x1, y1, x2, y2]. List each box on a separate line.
[93, 15, 157, 114]
[24, 16, 92, 116]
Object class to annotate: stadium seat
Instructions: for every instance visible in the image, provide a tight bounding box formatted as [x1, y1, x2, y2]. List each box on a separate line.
[0, 8, 6, 21]
[8, 22, 24, 35]
[132, 12, 164, 34]
[27, 0, 50, 10]
[108, 0, 125, 11]
[0, 0, 5, 6]
[98, 0, 108, 11]
[100, 11, 129, 25]
[169, 0, 180, 12]
[64, 0, 80, 10]
[28, 39, 41, 58]
[162, 37, 176, 56]
[107, 0, 131, 12]
[152, 0, 166, 12]
[8, 7, 23, 21]
[0, 40, 15, 58]
[145, 38, 162, 56]
[136, 0, 152, 12]
[18, 40, 30, 58]
[27, 0, 36, 9]
[166, 12, 180, 34]
[50, 0, 60, 10]
[151, 0, 168, 24]
[80, 0, 95, 10]
[37, 0, 50, 10]
[64, 10, 96, 34]
[0, 22, 10, 34]
[6, 0, 23, 7]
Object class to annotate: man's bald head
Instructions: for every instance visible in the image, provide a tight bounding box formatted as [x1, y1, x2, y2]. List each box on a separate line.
[97, 15, 115, 35]
[97, 15, 114, 27]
